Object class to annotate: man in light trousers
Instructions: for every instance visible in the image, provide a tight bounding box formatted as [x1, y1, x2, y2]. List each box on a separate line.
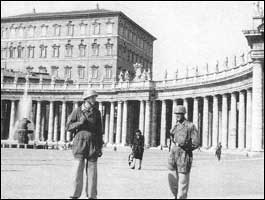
[66, 90, 103, 199]
[168, 105, 200, 199]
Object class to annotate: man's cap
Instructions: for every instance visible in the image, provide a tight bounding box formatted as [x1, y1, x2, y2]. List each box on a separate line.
[174, 105, 186, 114]
[83, 90, 98, 100]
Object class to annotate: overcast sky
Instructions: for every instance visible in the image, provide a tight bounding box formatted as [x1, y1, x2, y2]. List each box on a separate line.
[1, 1, 260, 80]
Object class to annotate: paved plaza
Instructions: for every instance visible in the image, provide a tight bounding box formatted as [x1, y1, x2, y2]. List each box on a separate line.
[1, 148, 264, 199]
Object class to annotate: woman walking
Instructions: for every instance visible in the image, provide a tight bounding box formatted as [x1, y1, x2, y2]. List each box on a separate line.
[130, 130, 144, 170]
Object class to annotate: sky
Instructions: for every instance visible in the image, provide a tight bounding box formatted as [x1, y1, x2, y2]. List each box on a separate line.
[1, 1, 260, 80]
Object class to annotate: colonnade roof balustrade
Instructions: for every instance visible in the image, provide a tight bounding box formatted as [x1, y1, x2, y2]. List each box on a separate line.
[1, 58, 253, 101]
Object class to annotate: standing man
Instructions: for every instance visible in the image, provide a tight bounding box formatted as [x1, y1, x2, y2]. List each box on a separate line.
[66, 90, 103, 199]
[215, 142, 222, 161]
[168, 105, 200, 199]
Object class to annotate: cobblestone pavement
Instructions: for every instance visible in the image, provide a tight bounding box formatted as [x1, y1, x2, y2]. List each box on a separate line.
[1, 148, 264, 199]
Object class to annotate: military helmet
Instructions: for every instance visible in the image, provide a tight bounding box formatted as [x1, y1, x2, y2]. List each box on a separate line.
[83, 90, 98, 100]
[174, 105, 186, 114]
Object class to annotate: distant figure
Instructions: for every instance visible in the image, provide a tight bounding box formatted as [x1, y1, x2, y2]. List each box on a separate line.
[128, 152, 134, 167]
[130, 130, 144, 170]
[215, 142, 222, 161]
[114, 146, 117, 151]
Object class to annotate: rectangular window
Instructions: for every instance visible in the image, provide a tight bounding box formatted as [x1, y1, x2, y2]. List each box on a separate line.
[106, 23, 113, 34]
[28, 26, 35, 37]
[51, 66, 58, 77]
[53, 46, 60, 57]
[28, 46, 34, 58]
[65, 46, 73, 57]
[80, 24, 87, 35]
[64, 67, 72, 79]
[105, 67, 112, 79]
[9, 47, 15, 58]
[18, 27, 24, 38]
[10, 28, 16, 38]
[67, 24, 74, 36]
[1, 28, 7, 38]
[91, 67, 98, 78]
[93, 23, 100, 35]
[106, 45, 113, 56]
[78, 67, 85, 79]
[41, 25, 48, 37]
[54, 25, 61, 36]
[17, 46, 23, 58]
[1, 48, 7, 59]
[40, 46, 47, 58]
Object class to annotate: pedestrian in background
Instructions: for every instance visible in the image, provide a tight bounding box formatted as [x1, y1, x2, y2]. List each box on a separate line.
[130, 130, 144, 170]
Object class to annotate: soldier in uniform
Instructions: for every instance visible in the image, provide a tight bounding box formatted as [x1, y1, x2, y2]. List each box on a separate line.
[66, 90, 103, 199]
[168, 105, 200, 199]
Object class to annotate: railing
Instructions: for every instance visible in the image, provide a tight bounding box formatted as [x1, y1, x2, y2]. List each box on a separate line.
[1, 62, 253, 92]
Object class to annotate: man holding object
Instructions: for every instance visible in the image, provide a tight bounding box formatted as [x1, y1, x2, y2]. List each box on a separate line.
[66, 90, 103, 199]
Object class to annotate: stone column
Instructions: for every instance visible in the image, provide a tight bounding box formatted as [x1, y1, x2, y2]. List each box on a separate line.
[8, 100, 16, 140]
[53, 103, 59, 142]
[221, 94, 228, 148]
[160, 100, 167, 147]
[184, 98, 189, 120]
[115, 101, 123, 144]
[202, 96, 209, 148]
[121, 100, 128, 145]
[41, 105, 46, 141]
[238, 90, 246, 149]
[193, 98, 199, 128]
[229, 92, 237, 149]
[171, 99, 178, 128]
[251, 60, 263, 151]
[151, 100, 157, 147]
[35, 100, 41, 141]
[60, 101, 66, 142]
[144, 100, 151, 147]
[74, 101, 79, 109]
[104, 104, 110, 144]
[47, 101, 54, 142]
[212, 95, 219, 148]
[109, 101, 115, 145]
[139, 100, 145, 134]
[246, 89, 252, 150]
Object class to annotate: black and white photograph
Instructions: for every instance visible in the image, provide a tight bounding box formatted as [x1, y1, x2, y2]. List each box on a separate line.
[1, 1, 264, 199]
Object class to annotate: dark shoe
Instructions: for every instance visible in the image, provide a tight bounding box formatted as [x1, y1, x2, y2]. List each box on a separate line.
[131, 166, 135, 169]
[69, 196, 79, 199]
[138, 167, 141, 170]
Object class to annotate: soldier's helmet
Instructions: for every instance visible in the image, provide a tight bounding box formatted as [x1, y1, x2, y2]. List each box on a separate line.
[174, 105, 186, 114]
[83, 90, 98, 100]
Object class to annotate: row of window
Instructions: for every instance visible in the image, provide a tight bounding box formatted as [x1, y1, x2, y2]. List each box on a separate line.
[26, 65, 113, 80]
[1, 39, 114, 59]
[1, 19, 114, 39]
[117, 46, 152, 69]
[118, 24, 153, 53]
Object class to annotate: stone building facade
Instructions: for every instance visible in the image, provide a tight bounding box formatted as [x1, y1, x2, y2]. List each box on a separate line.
[1, 8, 264, 152]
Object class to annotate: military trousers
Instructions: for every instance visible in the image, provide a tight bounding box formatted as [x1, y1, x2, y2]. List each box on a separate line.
[72, 158, 98, 199]
[168, 171, 190, 199]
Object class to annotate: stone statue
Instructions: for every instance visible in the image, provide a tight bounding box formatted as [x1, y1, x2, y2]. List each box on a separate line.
[233, 55, 237, 67]
[240, 52, 245, 64]
[164, 69, 168, 80]
[141, 69, 148, 81]
[205, 63, 209, 74]
[253, 1, 264, 17]
[118, 70, 124, 82]
[147, 69, 151, 81]
[175, 69, 178, 79]
[124, 70, 130, 81]
[195, 66, 199, 76]
[224, 57, 228, 68]
[133, 63, 143, 81]
[215, 60, 219, 72]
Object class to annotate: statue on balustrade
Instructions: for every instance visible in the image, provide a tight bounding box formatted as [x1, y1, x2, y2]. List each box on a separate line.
[133, 63, 143, 81]
[147, 69, 151, 81]
[164, 69, 168, 80]
[124, 70, 130, 81]
[118, 70, 124, 82]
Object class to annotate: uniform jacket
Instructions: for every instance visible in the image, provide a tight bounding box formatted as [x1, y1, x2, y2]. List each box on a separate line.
[66, 103, 103, 160]
[168, 119, 200, 173]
